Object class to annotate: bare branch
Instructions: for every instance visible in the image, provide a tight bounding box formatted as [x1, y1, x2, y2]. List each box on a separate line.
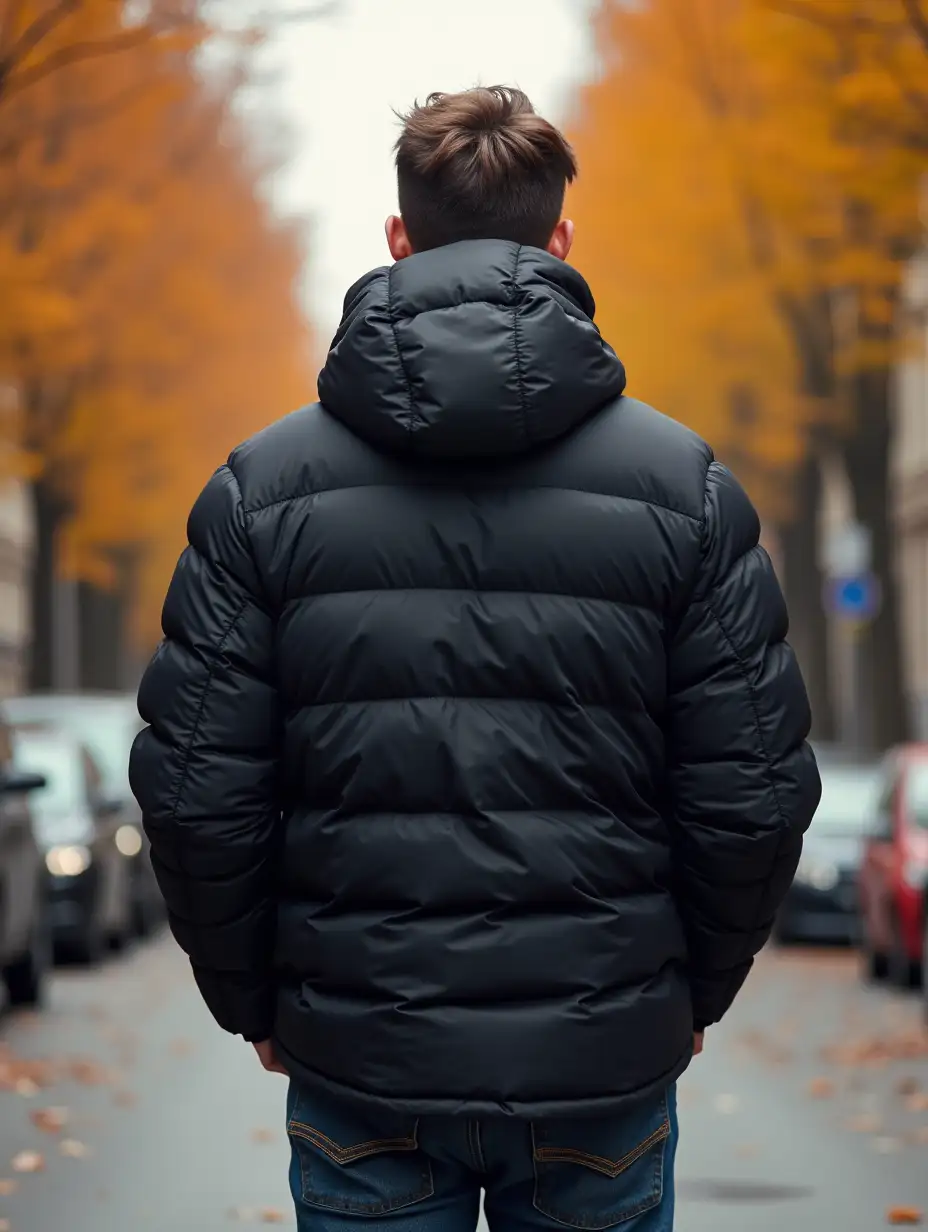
[0, 0, 79, 83]
[901, 0, 928, 57]
[1, 24, 166, 102]
[0, 1, 27, 57]
[764, 0, 898, 34]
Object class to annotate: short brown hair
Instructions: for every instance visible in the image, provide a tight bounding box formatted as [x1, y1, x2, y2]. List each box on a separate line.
[394, 86, 577, 252]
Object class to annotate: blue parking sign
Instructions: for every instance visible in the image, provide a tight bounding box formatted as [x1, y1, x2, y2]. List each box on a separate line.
[825, 573, 882, 621]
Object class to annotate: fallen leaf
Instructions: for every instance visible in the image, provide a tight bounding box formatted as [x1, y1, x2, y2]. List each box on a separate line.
[911, 1127, 928, 1145]
[822, 1031, 928, 1068]
[0, 1045, 55, 1093]
[260, 1211, 287, 1225]
[169, 1038, 195, 1058]
[887, 1208, 923, 1225]
[808, 1077, 836, 1099]
[0, 1218, 10, 1231]
[846, 1114, 883, 1133]
[897, 1078, 921, 1097]
[735, 1144, 760, 1159]
[60, 1139, 91, 1159]
[69, 1059, 111, 1087]
[29, 1107, 69, 1135]
[250, 1128, 276, 1144]
[0, 1180, 17, 1196]
[11, 1151, 44, 1174]
[112, 1090, 137, 1109]
[905, 1094, 928, 1113]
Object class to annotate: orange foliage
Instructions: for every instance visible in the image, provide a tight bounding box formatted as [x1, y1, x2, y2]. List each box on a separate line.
[569, 0, 927, 520]
[0, 1, 314, 645]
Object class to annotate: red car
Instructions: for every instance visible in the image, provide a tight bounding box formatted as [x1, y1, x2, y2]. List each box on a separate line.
[859, 745, 928, 990]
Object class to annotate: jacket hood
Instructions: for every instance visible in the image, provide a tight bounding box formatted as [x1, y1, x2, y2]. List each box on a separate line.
[317, 239, 627, 460]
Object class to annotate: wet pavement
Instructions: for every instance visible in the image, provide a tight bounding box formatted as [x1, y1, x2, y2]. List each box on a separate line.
[0, 935, 926, 1230]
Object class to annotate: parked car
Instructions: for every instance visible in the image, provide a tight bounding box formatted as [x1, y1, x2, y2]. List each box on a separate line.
[774, 759, 880, 944]
[0, 714, 50, 1006]
[859, 745, 928, 988]
[2, 694, 161, 936]
[10, 726, 136, 963]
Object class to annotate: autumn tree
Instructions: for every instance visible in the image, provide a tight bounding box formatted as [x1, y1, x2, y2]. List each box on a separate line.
[0, 0, 313, 687]
[571, 0, 928, 748]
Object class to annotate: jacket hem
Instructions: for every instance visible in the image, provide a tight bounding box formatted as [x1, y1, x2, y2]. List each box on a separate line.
[273, 1037, 694, 1120]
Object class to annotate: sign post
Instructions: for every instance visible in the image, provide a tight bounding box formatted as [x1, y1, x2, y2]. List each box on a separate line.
[823, 521, 880, 751]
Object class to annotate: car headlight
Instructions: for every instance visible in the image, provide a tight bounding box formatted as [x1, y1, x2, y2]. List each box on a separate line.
[794, 857, 839, 892]
[115, 825, 143, 857]
[46, 845, 92, 877]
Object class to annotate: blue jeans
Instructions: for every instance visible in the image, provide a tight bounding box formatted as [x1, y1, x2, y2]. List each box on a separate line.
[286, 1082, 677, 1230]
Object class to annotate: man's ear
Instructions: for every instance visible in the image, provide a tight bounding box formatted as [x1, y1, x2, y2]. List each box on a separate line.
[386, 216, 414, 261]
[546, 219, 574, 261]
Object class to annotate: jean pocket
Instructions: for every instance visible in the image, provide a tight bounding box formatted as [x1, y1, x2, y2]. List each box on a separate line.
[287, 1084, 434, 1216]
[532, 1092, 672, 1230]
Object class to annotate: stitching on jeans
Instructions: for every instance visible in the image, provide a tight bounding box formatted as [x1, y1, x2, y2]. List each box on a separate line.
[534, 1121, 670, 1179]
[531, 1106, 670, 1229]
[288, 1120, 417, 1163]
[289, 1116, 435, 1216]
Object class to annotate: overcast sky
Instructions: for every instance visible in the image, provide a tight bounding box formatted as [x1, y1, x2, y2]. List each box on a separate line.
[258, 0, 596, 339]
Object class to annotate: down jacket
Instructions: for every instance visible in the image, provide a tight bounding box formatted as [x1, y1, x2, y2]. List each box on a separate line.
[130, 239, 821, 1118]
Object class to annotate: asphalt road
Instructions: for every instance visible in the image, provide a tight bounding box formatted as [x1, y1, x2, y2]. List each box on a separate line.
[0, 936, 926, 1230]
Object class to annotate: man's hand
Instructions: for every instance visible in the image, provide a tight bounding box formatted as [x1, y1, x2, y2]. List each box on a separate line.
[693, 1031, 705, 1056]
[252, 1039, 288, 1076]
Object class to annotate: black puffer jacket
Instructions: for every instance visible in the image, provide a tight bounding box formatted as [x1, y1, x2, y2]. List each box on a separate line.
[131, 240, 820, 1118]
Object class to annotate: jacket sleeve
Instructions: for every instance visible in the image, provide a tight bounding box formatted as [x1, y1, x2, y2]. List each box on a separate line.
[129, 463, 280, 1041]
[667, 460, 821, 1030]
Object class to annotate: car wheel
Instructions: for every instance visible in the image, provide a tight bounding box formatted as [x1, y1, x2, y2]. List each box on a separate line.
[132, 881, 161, 939]
[107, 926, 129, 954]
[4, 914, 51, 1008]
[70, 918, 105, 966]
[861, 931, 889, 983]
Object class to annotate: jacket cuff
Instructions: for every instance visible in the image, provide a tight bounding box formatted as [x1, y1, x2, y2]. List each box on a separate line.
[191, 964, 275, 1041]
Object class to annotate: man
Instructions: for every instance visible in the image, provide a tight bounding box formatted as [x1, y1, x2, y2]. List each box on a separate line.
[130, 86, 821, 1231]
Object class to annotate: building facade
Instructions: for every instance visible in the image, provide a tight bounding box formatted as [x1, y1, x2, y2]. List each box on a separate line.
[0, 478, 31, 699]
[894, 247, 928, 738]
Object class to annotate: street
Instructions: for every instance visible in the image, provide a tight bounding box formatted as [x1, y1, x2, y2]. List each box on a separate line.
[0, 937, 926, 1231]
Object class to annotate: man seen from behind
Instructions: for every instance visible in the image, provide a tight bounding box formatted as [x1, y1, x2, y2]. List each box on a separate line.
[130, 86, 821, 1231]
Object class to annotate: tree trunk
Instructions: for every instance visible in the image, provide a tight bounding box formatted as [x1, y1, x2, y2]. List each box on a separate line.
[842, 365, 910, 751]
[27, 479, 63, 692]
[778, 454, 837, 741]
[77, 581, 126, 691]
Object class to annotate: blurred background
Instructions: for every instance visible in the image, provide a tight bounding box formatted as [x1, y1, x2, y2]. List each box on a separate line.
[0, 2, 927, 1230]
[0, 0, 925, 753]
